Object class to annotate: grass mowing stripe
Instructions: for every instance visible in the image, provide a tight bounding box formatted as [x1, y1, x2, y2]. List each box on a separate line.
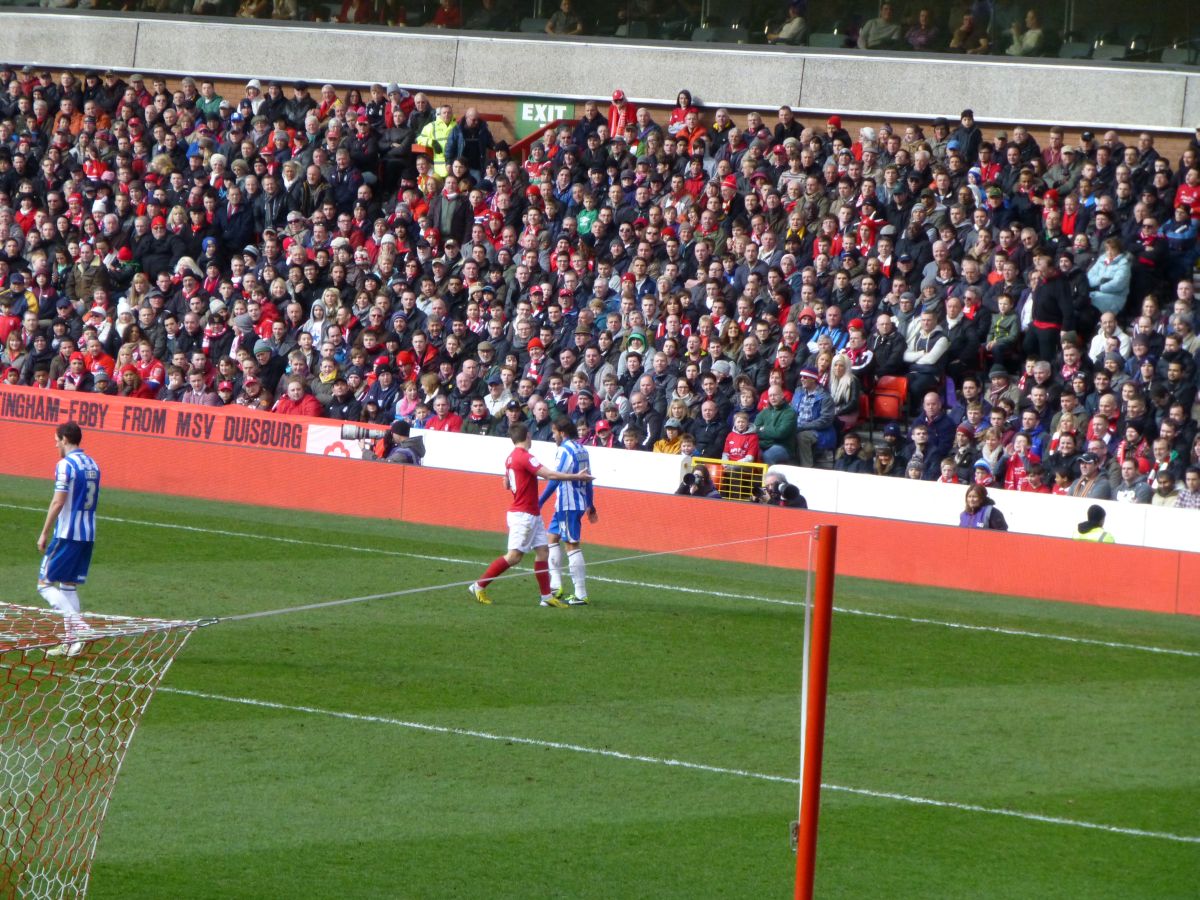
[3, 501, 1195, 660]
[159, 685, 1200, 846]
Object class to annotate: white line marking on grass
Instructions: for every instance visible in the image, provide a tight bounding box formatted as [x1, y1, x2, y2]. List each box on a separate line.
[160, 685, 1200, 846]
[1, 503, 1197, 658]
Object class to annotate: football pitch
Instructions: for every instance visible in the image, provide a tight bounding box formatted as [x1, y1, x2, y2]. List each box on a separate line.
[1, 473, 1197, 898]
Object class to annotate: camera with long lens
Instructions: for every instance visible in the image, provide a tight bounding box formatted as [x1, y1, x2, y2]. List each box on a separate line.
[341, 425, 380, 441]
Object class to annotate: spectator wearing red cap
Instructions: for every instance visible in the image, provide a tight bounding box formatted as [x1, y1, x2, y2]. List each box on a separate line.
[522, 337, 552, 387]
[117, 364, 155, 399]
[608, 89, 630, 138]
[135, 215, 185, 280]
[57, 351, 93, 392]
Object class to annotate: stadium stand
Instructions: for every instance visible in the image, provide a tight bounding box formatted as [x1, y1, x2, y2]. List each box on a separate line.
[0, 53, 1197, 512]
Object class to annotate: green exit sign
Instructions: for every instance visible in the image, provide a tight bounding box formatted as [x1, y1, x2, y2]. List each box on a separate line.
[515, 99, 575, 139]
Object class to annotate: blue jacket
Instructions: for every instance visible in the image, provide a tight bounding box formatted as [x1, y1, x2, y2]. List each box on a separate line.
[792, 386, 837, 450]
[1086, 253, 1131, 316]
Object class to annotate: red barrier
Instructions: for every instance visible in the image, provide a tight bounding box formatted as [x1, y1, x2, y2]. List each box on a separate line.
[0, 387, 1193, 616]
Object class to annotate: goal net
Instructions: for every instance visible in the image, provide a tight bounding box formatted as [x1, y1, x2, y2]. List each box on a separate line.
[0, 603, 200, 899]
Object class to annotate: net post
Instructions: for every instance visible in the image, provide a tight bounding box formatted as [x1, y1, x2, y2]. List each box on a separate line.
[795, 524, 838, 900]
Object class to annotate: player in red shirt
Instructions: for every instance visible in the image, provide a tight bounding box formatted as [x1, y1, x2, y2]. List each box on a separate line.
[470, 422, 594, 608]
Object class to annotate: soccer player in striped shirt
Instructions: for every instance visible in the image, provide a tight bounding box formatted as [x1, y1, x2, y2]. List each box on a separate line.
[470, 422, 594, 607]
[541, 417, 598, 606]
[36, 421, 101, 658]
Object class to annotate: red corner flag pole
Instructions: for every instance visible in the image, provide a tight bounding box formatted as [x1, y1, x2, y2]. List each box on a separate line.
[795, 524, 838, 900]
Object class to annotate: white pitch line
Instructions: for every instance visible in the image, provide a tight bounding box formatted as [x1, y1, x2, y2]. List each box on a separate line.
[160, 685, 1200, 846]
[1, 502, 1197, 659]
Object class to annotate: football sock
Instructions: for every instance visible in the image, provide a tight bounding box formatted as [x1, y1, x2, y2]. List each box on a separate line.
[59, 586, 85, 641]
[37, 582, 69, 614]
[567, 549, 587, 599]
[59, 586, 81, 615]
[534, 559, 551, 596]
[38, 583, 84, 644]
[478, 557, 510, 589]
[547, 543, 564, 591]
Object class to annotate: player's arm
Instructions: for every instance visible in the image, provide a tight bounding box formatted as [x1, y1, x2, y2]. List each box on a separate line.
[536, 465, 593, 482]
[582, 461, 597, 520]
[37, 491, 67, 553]
[539, 450, 569, 506]
[585, 479, 597, 522]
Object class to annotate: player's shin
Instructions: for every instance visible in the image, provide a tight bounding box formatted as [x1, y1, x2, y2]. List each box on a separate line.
[37, 582, 70, 614]
[567, 549, 587, 599]
[547, 542, 564, 591]
[478, 557, 510, 588]
[534, 559, 552, 598]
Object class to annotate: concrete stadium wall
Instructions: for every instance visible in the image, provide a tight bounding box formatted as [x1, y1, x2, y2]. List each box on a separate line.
[2, 10, 1200, 133]
[0, 386, 1196, 615]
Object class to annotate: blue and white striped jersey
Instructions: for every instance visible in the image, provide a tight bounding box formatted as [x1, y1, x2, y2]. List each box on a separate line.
[552, 439, 593, 512]
[53, 449, 100, 541]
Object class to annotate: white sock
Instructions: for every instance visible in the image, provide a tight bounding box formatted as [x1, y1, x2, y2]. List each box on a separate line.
[568, 549, 587, 599]
[38, 583, 84, 643]
[37, 582, 70, 614]
[59, 586, 81, 615]
[548, 543, 564, 591]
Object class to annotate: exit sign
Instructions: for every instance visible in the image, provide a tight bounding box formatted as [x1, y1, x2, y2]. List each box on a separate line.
[515, 98, 575, 140]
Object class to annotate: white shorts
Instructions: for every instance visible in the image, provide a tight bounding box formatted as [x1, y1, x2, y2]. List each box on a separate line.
[506, 511, 549, 554]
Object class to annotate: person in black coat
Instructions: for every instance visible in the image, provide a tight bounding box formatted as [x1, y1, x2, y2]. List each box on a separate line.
[134, 218, 185, 279]
[1022, 248, 1075, 362]
[834, 431, 871, 473]
[869, 313, 907, 376]
[689, 398, 729, 458]
[428, 175, 471, 245]
[214, 185, 255, 261]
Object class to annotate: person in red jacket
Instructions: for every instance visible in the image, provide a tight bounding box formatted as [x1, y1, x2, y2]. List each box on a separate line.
[723, 410, 761, 462]
[608, 89, 631, 137]
[117, 365, 155, 399]
[273, 377, 325, 417]
[424, 394, 463, 432]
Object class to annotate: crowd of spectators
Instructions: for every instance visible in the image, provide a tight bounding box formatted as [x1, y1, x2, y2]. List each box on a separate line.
[0, 64, 1198, 509]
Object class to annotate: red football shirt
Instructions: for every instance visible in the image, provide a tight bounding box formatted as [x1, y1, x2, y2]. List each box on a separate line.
[505, 446, 543, 514]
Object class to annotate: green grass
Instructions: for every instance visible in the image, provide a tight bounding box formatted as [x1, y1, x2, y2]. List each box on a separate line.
[1, 473, 1197, 898]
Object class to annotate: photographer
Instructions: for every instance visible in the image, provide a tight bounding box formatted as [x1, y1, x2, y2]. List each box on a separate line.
[676, 465, 721, 499]
[755, 471, 808, 508]
[358, 420, 426, 465]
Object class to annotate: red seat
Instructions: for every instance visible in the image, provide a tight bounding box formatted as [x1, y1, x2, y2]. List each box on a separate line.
[871, 375, 909, 427]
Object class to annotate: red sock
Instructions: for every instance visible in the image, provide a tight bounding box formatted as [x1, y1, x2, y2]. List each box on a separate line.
[479, 557, 510, 588]
[534, 560, 551, 596]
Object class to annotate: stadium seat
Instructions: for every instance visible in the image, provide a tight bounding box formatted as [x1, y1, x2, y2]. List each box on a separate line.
[871, 375, 908, 425]
[690, 27, 716, 42]
[519, 17, 547, 33]
[1092, 44, 1127, 61]
[712, 27, 742, 43]
[1057, 41, 1091, 59]
[808, 32, 847, 48]
[1160, 47, 1196, 65]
